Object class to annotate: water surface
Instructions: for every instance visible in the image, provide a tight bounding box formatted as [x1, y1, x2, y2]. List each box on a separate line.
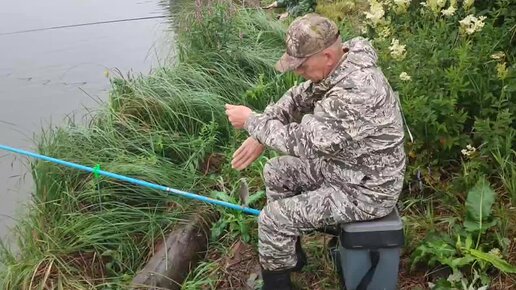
[0, 0, 176, 245]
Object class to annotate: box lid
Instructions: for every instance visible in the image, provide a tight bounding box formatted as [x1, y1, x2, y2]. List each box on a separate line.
[340, 207, 403, 233]
[339, 208, 404, 248]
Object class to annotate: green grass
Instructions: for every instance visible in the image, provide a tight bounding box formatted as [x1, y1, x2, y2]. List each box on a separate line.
[0, 2, 298, 289]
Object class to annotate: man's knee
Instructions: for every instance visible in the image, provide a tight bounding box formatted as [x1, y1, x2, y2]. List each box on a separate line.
[263, 157, 283, 187]
[258, 202, 291, 239]
[258, 204, 275, 233]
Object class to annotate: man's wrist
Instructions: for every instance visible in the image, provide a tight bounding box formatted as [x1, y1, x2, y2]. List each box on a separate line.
[243, 111, 257, 132]
[244, 112, 265, 145]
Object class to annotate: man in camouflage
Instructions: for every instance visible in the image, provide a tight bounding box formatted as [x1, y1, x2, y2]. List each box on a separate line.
[225, 13, 406, 290]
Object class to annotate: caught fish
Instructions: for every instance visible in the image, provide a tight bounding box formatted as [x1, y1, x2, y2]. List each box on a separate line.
[239, 178, 249, 206]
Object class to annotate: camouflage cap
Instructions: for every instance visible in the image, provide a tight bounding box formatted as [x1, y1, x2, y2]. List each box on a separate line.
[276, 13, 340, 73]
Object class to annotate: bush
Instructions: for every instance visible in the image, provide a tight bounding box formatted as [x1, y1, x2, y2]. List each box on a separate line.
[361, 0, 515, 199]
[358, 0, 515, 287]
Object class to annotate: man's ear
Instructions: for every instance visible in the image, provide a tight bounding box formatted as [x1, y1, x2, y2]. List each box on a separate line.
[323, 50, 334, 65]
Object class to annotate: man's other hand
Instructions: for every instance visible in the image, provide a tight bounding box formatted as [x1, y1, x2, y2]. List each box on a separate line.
[232, 137, 265, 170]
[225, 104, 252, 129]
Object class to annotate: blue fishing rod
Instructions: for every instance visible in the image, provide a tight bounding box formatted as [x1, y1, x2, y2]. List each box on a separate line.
[0, 144, 261, 216]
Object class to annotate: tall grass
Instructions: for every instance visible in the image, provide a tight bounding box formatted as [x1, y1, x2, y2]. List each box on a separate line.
[0, 2, 297, 288]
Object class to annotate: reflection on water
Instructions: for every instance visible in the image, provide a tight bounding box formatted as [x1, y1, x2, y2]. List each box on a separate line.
[0, 0, 176, 245]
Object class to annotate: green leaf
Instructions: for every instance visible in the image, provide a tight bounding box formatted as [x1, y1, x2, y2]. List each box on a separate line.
[247, 190, 265, 206]
[464, 177, 496, 233]
[210, 190, 233, 203]
[239, 220, 250, 242]
[410, 233, 457, 271]
[466, 248, 516, 273]
[465, 234, 473, 250]
[450, 255, 475, 268]
[211, 219, 229, 240]
[432, 278, 453, 290]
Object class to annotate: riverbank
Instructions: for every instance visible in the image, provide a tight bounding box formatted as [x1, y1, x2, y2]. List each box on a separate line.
[1, 1, 515, 289]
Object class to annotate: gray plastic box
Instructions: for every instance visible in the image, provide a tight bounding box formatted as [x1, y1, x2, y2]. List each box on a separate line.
[335, 208, 404, 290]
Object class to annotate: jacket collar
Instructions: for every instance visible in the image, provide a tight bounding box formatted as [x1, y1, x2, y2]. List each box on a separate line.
[311, 37, 378, 93]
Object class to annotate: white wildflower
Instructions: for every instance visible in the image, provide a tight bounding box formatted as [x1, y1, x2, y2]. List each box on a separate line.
[359, 25, 368, 34]
[463, 0, 474, 10]
[490, 51, 505, 61]
[462, 144, 476, 157]
[459, 14, 487, 35]
[389, 38, 406, 60]
[400, 72, 412, 81]
[488, 248, 503, 258]
[378, 0, 390, 7]
[420, 1, 428, 7]
[364, 0, 385, 27]
[476, 16, 487, 28]
[441, 5, 456, 16]
[447, 271, 463, 283]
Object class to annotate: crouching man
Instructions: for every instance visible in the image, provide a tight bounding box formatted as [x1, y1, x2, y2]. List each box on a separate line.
[225, 13, 406, 290]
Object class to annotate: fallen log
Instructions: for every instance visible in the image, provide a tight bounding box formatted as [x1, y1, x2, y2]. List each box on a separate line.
[131, 210, 219, 290]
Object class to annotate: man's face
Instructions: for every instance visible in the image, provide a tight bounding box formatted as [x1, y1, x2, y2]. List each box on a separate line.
[293, 52, 329, 83]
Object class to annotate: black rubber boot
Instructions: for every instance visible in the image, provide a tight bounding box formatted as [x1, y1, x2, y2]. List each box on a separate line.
[261, 268, 293, 290]
[292, 236, 307, 272]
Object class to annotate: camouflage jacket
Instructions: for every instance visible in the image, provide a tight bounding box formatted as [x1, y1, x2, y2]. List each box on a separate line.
[244, 37, 406, 206]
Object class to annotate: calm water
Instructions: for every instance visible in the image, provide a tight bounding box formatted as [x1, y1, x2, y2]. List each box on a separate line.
[0, 0, 176, 245]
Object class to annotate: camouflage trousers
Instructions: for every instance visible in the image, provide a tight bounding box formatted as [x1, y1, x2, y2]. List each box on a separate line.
[258, 156, 380, 271]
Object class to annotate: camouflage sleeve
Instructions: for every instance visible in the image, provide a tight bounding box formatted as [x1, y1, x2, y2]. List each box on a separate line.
[245, 88, 365, 158]
[259, 80, 313, 125]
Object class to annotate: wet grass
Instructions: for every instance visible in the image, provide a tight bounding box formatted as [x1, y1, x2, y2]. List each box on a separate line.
[0, 2, 298, 289]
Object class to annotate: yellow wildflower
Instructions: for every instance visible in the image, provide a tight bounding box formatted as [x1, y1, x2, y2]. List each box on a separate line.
[400, 72, 412, 81]
[377, 25, 392, 39]
[393, 0, 411, 13]
[497, 62, 508, 80]
[389, 38, 407, 60]
[365, 0, 385, 27]
[463, 0, 474, 10]
[425, 0, 447, 14]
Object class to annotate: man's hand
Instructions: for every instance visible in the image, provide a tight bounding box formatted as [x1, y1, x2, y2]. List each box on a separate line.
[232, 137, 265, 170]
[263, 1, 278, 9]
[225, 104, 252, 129]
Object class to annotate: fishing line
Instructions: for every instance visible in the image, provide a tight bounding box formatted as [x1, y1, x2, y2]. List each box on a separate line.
[0, 15, 168, 36]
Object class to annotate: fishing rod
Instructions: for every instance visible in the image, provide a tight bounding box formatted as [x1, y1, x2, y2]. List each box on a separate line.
[0, 144, 261, 216]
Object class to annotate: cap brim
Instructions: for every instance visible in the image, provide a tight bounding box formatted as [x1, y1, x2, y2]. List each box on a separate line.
[275, 52, 306, 73]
